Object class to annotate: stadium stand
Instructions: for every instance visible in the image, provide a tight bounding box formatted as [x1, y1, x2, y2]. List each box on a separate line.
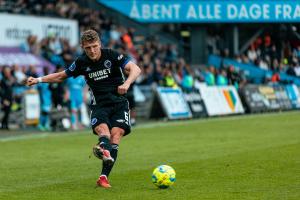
[1, 0, 300, 130]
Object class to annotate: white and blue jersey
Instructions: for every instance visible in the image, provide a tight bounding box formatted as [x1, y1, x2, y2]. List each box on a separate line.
[38, 83, 52, 112]
[66, 76, 86, 110]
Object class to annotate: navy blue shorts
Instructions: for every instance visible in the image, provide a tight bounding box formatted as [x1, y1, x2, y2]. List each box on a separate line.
[90, 101, 131, 136]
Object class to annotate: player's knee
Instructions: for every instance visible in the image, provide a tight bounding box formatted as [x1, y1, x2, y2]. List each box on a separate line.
[110, 128, 125, 144]
[110, 135, 121, 144]
[94, 123, 110, 136]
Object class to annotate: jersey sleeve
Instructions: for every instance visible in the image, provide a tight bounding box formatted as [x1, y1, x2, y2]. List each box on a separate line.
[109, 49, 130, 69]
[64, 58, 83, 78]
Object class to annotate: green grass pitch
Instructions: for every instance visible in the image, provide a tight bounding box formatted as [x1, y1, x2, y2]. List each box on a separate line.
[0, 112, 299, 200]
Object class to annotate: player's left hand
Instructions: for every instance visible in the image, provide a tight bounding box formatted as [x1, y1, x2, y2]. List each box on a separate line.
[118, 82, 130, 95]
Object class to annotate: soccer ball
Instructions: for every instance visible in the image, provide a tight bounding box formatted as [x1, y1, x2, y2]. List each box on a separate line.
[152, 165, 176, 189]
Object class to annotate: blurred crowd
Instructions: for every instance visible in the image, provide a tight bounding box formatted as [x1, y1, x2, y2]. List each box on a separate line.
[0, 64, 88, 130]
[244, 34, 300, 78]
[2, 0, 299, 130]
[207, 29, 300, 83]
[0, 0, 197, 130]
[0, 0, 249, 88]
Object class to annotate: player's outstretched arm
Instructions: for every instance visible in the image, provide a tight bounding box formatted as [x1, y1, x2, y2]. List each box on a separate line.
[118, 61, 141, 95]
[26, 71, 68, 86]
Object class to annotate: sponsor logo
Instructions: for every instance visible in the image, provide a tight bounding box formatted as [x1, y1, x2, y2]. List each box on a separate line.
[69, 62, 76, 71]
[116, 119, 125, 123]
[223, 89, 237, 111]
[91, 118, 97, 125]
[117, 54, 123, 60]
[88, 68, 111, 81]
[104, 60, 112, 68]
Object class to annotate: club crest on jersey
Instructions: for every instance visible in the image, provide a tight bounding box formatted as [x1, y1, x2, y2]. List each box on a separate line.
[69, 62, 76, 71]
[104, 60, 112, 68]
[91, 118, 97, 126]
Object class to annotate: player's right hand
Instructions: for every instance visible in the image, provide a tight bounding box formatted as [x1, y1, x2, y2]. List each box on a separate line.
[117, 82, 130, 95]
[25, 76, 38, 86]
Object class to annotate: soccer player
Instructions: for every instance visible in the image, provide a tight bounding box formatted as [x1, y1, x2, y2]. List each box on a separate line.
[26, 29, 141, 188]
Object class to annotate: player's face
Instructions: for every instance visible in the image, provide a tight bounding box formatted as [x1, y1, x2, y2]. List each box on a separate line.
[82, 40, 101, 61]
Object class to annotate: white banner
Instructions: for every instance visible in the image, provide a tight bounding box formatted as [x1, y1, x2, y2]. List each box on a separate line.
[24, 91, 40, 120]
[0, 13, 79, 47]
[156, 87, 192, 119]
[197, 84, 244, 116]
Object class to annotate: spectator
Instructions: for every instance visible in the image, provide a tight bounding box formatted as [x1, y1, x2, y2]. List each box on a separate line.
[258, 58, 269, 70]
[176, 58, 188, 82]
[165, 44, 178, 62]
[153, 63, 164, 84]
[247, 44, 258, 63]
[227, 65, 246, 88]
[286, 63, 296, 77]
[161, 67, 177, 88]
[0, 66, 14, 130]
[241, 54, 250, 64]
[136, 64, 154, 85]
[25, 65, 38, 78]
[61, 39, 75, 66]
[271, 58, 280, 72]
[121, 27, 134, 50]
[216, 68, 228, 86]
[204, 66, 216, 86]
[11, 65, 26, 110]
[234, 54, 242, 63]
[269, 44, 280, 62]
[12, 65, 26, 84]
[293, 46, 300, 59]
[49, 66, 65, 108]
[21, 35, 40, 55]
[37, 67, 52, 131]
[294, 63, 300, 77]
[49, 34, 63, 55]
[181, 70, 194, 91]
[65, 75, 86, 130]
[271, 72, 280, 83]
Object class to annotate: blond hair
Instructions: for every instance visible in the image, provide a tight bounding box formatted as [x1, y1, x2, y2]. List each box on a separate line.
[80, 30, 100, 44]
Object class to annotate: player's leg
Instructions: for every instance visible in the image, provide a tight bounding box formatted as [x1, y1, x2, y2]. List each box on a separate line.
[92, 111, 116, 188]
[100, 101, 131, 178]
[93, 123, 115, 163]
[97, 127, 125, 188]
[94, 123, 111, 149]
[90, 106, 114, 162]
[94, 122, 114, 188]
[100, 127, 125, 177]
